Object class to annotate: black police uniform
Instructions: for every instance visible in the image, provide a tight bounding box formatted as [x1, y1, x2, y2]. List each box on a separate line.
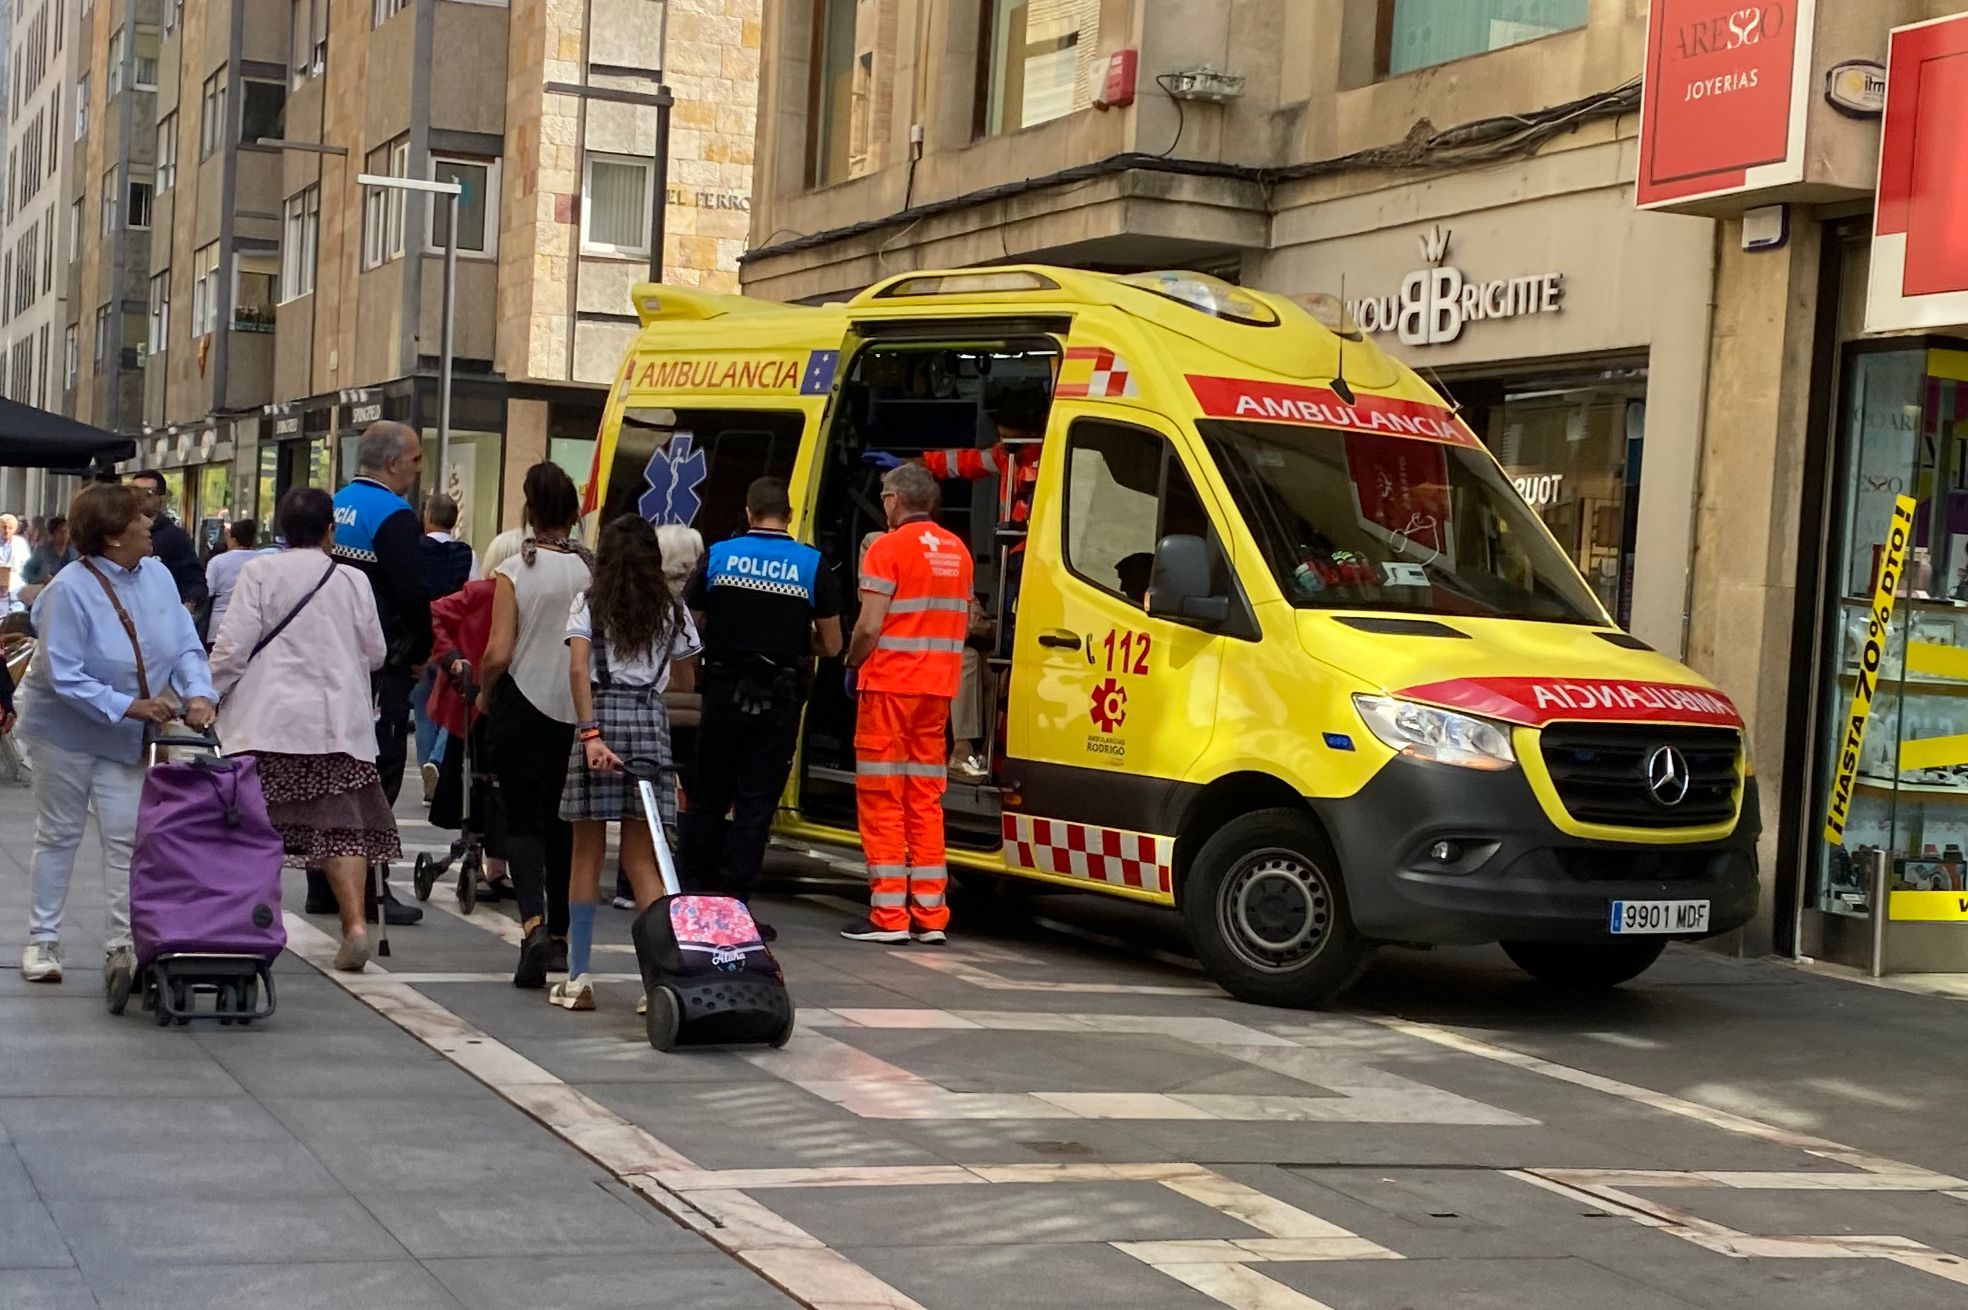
[680, 527, 841, 899]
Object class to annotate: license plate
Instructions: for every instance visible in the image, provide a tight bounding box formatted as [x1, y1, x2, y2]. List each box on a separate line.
[1608, 899, 1710, 935]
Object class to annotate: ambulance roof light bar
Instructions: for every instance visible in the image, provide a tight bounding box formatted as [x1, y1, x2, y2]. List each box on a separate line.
[873, 271, 1061, 298]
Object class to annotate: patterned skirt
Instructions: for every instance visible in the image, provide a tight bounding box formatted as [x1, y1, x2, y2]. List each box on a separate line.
[558, 684, 679, 825]
[253, 751, 403, 870]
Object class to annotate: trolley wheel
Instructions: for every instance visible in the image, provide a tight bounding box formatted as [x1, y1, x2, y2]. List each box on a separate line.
[413, 852, 439, 902]
[643, 985, 682, 1052]
[770, 1001, 797, 1050]
[238, 976, 260, 1019]
[149, 975, 171, 1027]
[216, 984, 235, 1026]
[169, 978, 192, 1026]
[458, 849, 480, 914]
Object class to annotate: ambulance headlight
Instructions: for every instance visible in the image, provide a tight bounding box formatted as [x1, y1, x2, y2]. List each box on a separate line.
[1353, 696, 1517, 772]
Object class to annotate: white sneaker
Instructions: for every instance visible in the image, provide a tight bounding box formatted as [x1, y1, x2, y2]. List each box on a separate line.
[421, 761, 439, 805]
[949, 755, 989, 782]
[548, 974, 595, 1011]
[21, 941, 62, 983]
[636, 991, 648, 1015]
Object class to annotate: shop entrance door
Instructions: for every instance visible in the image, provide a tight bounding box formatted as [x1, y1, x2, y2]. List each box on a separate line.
[1816, 347, 1968, 968]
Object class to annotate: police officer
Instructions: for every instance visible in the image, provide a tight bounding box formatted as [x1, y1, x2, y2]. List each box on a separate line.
[678, 477, 842, 932]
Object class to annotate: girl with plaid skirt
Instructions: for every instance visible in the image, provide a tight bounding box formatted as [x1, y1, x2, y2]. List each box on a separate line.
[552, 515, 701, 1010]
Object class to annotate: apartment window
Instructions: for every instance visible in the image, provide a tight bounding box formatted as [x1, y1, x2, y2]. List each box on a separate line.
[291, 0, 328, 84]
[811, 0, 863, 186]
[56, 0, 66, 54]
[42, 206, 54, 293]
[68, 199, 81, 259]
[979, 0, 1099, 138]
[374, 0, 410, 25]
[283, 187, 320, 299]
[156, 113, 177, 190]
[37, 324, 49, 410]
[430, 157, 496, 256]
[1377, 0, 1588, 77]
[241, 78, 286, 142]
[200, 69, 227, 159]
[361, 138, 409, 269]
[147, 272, 170, 353]
[100, 166, 118, 234]
[108, 27, 124, 96]
[74, 72, 88, 140]
[128, 175, 153, 230]
[135, 28, 160, 90]
[49, 87, 60, 173]
[4, 256, 12, 328]
[191, 242, 219, 337]
[581, 155, 651, 258]
[234, 252, 279, 332]
[95, 304, 111, 364]
[63, 324, 77, 389]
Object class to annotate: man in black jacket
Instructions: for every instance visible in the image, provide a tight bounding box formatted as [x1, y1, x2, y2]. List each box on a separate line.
[129, 471, 210, 611]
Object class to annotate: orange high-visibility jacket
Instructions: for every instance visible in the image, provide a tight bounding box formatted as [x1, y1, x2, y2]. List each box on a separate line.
[922, 443, 1039, 526]
[858, 516, 974, 699]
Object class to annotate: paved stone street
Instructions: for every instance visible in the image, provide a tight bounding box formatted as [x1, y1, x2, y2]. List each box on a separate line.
[6, 777, 1968, 1310]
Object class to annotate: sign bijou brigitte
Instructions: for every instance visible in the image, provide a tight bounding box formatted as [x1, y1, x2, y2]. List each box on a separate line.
[1338, 226, 1566, 347]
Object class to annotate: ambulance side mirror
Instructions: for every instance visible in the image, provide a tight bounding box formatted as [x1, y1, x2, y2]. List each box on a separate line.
[1147, 534, 1229, 628]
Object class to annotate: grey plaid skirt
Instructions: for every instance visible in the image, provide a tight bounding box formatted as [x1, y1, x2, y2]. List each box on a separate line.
[558, 683, 680, 825]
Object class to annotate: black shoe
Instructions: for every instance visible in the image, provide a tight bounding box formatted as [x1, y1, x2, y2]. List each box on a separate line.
[546, 937, 569, 974]
[365, 882, 423, 927]
[839, 918, 908, 943]
[911, 927, 948, 946]
[514, 926, 551, 989]
[304, 869, 336, 915]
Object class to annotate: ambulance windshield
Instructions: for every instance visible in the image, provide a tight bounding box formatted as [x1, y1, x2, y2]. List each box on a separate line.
[1199, 420, 1603, 624]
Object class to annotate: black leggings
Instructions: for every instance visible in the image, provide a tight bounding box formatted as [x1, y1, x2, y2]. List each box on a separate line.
[489, 682, 573, 936]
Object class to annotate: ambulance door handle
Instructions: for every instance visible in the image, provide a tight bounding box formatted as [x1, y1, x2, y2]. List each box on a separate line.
[1038, 630, 1082, 651]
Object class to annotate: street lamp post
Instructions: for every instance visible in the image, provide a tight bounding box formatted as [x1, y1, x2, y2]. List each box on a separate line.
[357, 173, 463, 489]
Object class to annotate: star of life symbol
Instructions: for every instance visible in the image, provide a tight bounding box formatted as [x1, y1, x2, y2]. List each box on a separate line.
[640, 434, 707, 526]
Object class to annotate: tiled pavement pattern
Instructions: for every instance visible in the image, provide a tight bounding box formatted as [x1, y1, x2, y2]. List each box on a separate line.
[5, 777, 1968, 1308]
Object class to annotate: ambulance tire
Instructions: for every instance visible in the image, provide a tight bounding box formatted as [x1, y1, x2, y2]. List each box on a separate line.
[1182, 809, 1373, 1010]
[1500, 939, 1666, 990]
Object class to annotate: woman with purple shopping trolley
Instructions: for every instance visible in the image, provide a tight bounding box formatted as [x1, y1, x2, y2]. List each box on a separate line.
[208, 488, 400, 972]
[13, 482, 216, 1006]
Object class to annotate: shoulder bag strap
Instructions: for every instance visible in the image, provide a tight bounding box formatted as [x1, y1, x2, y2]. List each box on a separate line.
[80, 558, 151, 701]
[249, 560, 339, 661]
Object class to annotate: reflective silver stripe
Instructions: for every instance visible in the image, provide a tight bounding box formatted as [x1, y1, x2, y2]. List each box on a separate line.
[856, 760, 946, 779]
[978, 448, 1005, 476]
[905, 865, 946, 881]
[910, 891, 947, 909]
[886, 597, 970, 615]
[859, 575, 896, 595]
[876, 635, 966, 654]
[869, 890, 908, 907]
[866, 864, 910, 879]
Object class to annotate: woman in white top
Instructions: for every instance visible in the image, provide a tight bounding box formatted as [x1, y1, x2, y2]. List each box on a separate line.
[477, 463, 591, 990]
[209, 489, 390, 971]
[549, 514, 700, 1011]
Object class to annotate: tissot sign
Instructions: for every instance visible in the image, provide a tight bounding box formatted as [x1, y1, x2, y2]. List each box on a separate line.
[1866, 13, 1968, 332]
[1637, 0, 1817, 209]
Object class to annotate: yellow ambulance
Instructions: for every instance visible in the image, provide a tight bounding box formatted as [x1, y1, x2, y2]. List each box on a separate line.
[586, 266, 1757, 1008]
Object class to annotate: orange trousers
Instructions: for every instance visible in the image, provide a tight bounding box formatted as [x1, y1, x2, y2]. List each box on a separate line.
[854, 690, 951, 933]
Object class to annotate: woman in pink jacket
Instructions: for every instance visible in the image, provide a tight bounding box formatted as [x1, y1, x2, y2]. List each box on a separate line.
[208, 488, 395, 970]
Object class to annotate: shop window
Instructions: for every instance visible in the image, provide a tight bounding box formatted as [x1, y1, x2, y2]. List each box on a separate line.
[1377, 0, 1588, 77]
[978, 0, 1099, 138]
[240, 78, 286, 143]
[581, 155, 651, 258]
[233, 252, 279, 332]
[430, 156, 497, 257]
[1063, 421, 1215, 610]
[1816, 348, 1968, 922]
[809, 0, 888, 187]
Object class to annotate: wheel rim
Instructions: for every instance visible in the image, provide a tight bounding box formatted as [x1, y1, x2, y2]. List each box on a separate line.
[1216, 846, 1335, 974]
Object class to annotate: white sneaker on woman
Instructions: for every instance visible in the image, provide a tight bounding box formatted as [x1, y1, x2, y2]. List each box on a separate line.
[548, 974, 595, 1011]
[21, 941, 61, 983]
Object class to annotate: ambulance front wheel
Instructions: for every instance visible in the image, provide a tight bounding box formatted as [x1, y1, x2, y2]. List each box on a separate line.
[1182, 809, 1374, 1010]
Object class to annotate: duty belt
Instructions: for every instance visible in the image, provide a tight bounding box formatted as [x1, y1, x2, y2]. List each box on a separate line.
[706, 653, 802, 716]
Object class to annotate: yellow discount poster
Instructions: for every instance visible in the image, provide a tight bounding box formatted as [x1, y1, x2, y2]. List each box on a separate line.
[1824, 495, 1918, 845]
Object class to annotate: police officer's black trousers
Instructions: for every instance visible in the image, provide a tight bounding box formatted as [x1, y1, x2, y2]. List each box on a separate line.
[678, 684, 803, 902]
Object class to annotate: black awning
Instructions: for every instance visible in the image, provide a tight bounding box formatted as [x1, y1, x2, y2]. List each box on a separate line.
[0, 397, 136, 472]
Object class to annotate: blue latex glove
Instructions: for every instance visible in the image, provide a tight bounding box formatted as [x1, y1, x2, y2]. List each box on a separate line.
[861, 451, 905, 472]
[843, 666, 860, 701]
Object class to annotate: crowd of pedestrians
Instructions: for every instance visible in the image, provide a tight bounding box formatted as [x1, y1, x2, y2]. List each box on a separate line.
[4, 420, 985, 1016]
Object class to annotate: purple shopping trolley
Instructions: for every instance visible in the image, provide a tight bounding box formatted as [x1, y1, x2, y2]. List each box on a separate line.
[129, 732, 286, 1026]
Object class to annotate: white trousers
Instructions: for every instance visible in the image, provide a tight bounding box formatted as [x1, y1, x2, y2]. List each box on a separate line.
[26, 737, 142, 951]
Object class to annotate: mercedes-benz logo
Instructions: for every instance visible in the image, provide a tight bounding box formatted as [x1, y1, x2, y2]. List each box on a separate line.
[1646, 745, 1691, 807]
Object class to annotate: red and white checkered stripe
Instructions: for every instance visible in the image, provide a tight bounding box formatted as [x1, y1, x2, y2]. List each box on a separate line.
[1056, 347, 1140, 400]
[1002, 813, 1173, 895]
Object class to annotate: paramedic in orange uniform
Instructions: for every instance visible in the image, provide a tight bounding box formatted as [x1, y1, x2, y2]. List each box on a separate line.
[840, 463, 974, 946]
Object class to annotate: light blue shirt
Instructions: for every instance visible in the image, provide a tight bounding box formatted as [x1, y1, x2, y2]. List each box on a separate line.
[18, 556, 216, 762]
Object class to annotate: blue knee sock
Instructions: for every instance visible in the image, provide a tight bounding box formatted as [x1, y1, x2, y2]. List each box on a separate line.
[567, 902, 597, 980]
